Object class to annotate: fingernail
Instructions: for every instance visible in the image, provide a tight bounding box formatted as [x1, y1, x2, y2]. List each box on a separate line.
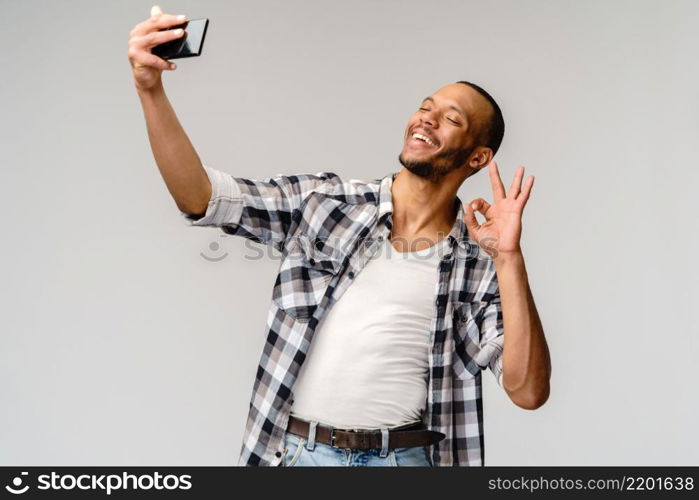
[471, 203, 478, 210]
[170, 62, 177, 69]
[177, 14, 186, 20]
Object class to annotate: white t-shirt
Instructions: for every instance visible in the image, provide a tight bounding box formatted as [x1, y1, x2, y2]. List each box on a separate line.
[290, 235, 451, 429]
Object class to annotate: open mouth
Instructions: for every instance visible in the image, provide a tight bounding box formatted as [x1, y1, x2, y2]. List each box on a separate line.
[408, 132, 438, 149]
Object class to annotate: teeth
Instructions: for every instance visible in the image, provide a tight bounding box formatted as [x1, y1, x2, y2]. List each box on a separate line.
[412, 133, 435, 146]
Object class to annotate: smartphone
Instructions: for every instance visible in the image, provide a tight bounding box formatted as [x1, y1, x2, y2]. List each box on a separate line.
[152, 18, 209, 60]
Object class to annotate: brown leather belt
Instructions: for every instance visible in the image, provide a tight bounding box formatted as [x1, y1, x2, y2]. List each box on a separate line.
[286, 415, 445, 450]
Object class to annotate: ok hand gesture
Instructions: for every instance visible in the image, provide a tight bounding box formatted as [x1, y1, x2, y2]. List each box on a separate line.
[464, 161, 534, 260]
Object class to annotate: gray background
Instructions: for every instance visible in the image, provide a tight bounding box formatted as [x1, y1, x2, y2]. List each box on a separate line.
[1, 0, 697, 465]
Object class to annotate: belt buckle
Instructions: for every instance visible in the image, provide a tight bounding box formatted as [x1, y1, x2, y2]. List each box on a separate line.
[329, 428, 338, 448]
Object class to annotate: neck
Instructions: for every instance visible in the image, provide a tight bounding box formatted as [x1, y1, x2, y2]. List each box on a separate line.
[390, 168, 460, 238]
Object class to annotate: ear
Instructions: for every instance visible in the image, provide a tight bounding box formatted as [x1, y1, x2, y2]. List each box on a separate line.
[468, 147, 493, 171]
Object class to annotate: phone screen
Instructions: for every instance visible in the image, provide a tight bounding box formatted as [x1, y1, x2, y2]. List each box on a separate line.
[152, 18, 209, 60]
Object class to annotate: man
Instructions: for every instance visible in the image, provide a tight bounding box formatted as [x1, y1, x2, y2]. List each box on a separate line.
[128, 5, 551, 467]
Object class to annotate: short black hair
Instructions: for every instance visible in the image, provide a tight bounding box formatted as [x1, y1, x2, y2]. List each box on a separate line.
[455, 80, 505, 157]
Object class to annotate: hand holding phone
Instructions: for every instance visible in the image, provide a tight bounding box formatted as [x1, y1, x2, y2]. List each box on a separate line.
[127, 5, 208, 92]
[152, 18, 209, 60]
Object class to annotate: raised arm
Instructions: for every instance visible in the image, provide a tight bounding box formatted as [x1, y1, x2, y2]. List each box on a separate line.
[128, 6, 341, 250]
[464, 160, 551, 410]
[128, 5, 211, 216]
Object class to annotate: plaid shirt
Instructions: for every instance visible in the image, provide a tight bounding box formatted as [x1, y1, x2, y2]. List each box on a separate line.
[180, 165, 505, 466]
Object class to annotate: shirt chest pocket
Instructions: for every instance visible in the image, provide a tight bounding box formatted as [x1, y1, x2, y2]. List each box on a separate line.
[451, 300, 488, 379]
[272, 234, 347, 321]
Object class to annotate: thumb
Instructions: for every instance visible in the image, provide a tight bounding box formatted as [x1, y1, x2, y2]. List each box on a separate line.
[150, 5, 163, 18]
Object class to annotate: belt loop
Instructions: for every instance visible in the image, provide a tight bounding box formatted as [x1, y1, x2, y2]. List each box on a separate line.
[379, 428, 389, 458]
[306, 420, 318, 451]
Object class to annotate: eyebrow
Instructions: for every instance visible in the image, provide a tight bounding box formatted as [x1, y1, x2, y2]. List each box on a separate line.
[421, 96, 468, 120]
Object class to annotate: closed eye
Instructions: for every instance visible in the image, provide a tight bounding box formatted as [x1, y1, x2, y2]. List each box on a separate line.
[418, 107, 460, 125]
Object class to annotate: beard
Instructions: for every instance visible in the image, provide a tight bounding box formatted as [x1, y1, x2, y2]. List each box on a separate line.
[398, 144, 476, 183]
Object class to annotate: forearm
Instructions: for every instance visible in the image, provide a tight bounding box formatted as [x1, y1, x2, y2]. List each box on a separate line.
[493, 250, 551, 409]
[137, 83, 211, 215]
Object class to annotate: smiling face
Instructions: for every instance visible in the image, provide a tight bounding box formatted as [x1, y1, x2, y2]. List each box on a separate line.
[398, 83, 493, 183]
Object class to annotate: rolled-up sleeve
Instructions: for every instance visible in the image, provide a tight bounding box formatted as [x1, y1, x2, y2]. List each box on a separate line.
[473, 292, 505, 388]
[180, 165, 340, 249]
[181, 166, 241, 226]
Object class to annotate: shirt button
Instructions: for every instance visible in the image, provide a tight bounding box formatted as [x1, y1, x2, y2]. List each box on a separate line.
[348, 271, 355, 279]
[275, 451, 282, 458]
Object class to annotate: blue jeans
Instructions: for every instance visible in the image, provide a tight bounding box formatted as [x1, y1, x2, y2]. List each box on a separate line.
[279, 420, 434, 467]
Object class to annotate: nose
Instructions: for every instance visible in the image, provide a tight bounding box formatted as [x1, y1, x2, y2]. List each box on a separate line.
[418, 110, 438, 129]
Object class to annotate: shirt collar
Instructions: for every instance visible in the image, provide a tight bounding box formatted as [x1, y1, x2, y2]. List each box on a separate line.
[377, 171, 470, 250]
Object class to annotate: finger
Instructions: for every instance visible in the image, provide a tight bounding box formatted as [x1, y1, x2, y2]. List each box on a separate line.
[132, 50, 175, 71]
[516, 175, 534, 206]
[470, 198, 491, 217]
[508, 165, 525, 199]
[139, 28, 185, 50]
[131, 13, 187, 37]
[463, 201, 481, 235]
[489, 160, 506, 201]
[150, 5, 163, 18]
